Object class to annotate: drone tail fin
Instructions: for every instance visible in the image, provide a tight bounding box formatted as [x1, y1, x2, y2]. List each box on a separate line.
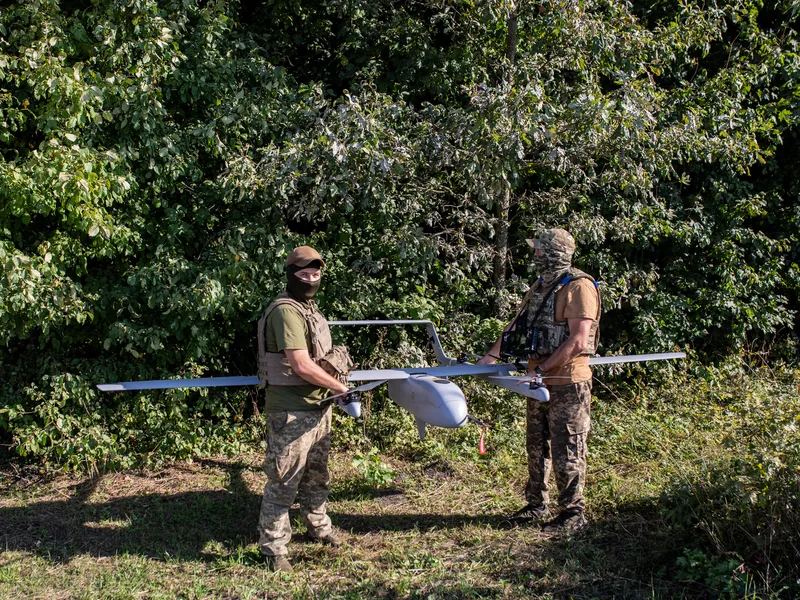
[415, 418, 427, 440]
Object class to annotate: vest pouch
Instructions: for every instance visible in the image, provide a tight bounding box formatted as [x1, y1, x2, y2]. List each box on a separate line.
[502, 328, 532, 358]
[538, 323, 567, 355]
[318, 345, 354, 384]
[525, 326, 540, 354]
[257, 357, 270, 388]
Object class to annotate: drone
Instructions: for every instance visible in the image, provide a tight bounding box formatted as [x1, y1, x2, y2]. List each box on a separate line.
[98, 320, 685, 440]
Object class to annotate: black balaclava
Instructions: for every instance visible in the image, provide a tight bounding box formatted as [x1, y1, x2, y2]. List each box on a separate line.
[286, 260, 322, 302]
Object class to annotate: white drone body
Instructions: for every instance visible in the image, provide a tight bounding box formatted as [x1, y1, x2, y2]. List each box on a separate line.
[98, 320, 685, 440]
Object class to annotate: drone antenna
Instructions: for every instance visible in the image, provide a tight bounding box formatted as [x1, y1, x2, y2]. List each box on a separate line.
[328, 320, 458, 366]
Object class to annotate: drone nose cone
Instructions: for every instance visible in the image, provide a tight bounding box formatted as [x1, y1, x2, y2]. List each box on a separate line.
[336, 400, 362, 418]
[429, 378, 468, 427]
[438, 384, 468, 427]
[388, 375, 468, 430]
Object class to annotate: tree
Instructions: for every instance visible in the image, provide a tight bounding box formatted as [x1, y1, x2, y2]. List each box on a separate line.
[0, 0, 798, 470]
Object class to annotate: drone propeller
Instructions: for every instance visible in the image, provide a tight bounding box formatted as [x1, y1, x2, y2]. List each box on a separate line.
[326, 379, 388, 418]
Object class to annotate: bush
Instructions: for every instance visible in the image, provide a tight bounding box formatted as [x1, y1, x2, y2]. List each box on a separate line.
[657, 362, 800, 593]
[1, 0, 799, 473]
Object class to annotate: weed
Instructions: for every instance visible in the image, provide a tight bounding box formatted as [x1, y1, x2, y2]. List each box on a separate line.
[352, 448, 397, 488]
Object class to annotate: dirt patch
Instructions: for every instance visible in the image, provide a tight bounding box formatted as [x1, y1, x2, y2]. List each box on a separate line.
[422, 458, 457, 480]
[374, 490, 407, 507]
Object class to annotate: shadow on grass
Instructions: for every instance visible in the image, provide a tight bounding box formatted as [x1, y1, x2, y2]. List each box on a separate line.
[496, 500, 710, 600]
[0, 460, 753, 599]
[328, 479, 405, 502]
[335, 512, 505, 532]
[0, 460, 503, 565]
[0, 462, 259, 564]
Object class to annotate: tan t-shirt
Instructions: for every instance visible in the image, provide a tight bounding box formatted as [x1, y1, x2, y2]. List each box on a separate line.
[527, 278, 599, 386]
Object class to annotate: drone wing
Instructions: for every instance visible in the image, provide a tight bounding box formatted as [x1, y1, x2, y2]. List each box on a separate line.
[588, 352, 686, 365]
[347, 364, 517, 381]
[502, 351, 688, 387]
[97, 375, 260, 392]
[401, 364, 516, 377]
[346, 369, 411, 381]
[344, 353, 689, 383]
[97, 369, 412, 392]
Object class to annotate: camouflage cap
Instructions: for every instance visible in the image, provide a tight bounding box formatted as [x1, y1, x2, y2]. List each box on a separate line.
[525, 228, 576, 255]
[285, 246, 326, 269]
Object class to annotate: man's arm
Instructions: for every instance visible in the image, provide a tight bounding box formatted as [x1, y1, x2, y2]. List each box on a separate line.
[477, 302, 529, 365]
[536, 317, 593, 373]
[477, 336, 504, 365]
[285, 348, 349, 394]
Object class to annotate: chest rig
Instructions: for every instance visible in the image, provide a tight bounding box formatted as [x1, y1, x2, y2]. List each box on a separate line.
[257, 293, 351, 387]
[501, 269, 601, 360]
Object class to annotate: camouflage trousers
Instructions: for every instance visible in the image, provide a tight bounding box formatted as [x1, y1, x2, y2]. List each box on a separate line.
[258, 407, 333, 557]
[525, 381, 592, 513]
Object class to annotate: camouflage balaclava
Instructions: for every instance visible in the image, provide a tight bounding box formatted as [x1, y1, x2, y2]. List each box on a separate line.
[527, 228, 575, 284]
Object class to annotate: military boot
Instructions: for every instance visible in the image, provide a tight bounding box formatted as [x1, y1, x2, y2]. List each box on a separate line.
[264, 555, 293, 573]
[542, 510, 587, 534]
[313, 529, 342, 549]
[503, 503, 550, 527]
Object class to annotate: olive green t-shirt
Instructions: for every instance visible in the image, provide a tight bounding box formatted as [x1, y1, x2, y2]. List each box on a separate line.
[263, 304, 329, 412]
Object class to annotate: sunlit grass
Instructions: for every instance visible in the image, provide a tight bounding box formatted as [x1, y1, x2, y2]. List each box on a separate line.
[1, 364, 797, 599]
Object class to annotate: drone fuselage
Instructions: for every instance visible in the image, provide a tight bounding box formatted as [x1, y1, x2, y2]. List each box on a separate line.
[387, 375, 468, 440]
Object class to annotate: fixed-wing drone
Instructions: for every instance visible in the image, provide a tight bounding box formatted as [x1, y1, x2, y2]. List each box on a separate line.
[98, 320, 685, 440]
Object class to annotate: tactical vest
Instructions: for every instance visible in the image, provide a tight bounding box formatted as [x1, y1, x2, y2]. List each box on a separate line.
[256, 293, 351, 387]
[520, 268, 601, 358]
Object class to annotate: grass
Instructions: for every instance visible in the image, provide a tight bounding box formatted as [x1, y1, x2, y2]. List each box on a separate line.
[1, 363, 798, 599]
[0, 452, 682, 600]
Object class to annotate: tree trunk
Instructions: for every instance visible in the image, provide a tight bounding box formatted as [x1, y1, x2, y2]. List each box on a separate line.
[492, 186, 511, 316]
[492, 3, 519, 317]
[506, 3, 518, 63]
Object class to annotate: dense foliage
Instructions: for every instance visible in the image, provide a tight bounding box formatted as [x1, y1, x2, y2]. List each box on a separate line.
[2, 0, 799, 466]
[1, 0, 799, 590]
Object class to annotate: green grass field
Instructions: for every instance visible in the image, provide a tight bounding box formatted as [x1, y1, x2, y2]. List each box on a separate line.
[1, 365, 797, 599]
[0, 453, 692, 599]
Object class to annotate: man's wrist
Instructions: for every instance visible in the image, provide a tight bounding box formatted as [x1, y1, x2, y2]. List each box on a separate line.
[534, 365, 548, 376]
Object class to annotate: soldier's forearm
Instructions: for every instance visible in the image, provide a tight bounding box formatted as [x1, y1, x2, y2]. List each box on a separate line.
[538, 336, 583, 372]
[479, 335, 504, 364]
[293, 361, 349, 393]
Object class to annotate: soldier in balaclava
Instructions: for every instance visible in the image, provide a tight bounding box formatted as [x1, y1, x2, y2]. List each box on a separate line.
[479, 228, 601, 533]
[256, 246, 352, 571]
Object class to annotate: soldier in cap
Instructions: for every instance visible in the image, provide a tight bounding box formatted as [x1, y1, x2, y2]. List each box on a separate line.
[479, 228, 600, 533]
[256, 246, 352, 572]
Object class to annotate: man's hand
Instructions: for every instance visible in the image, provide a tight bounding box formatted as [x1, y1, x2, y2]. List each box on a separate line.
[284, 349, 349, 394]
[477, 354, 497, 365]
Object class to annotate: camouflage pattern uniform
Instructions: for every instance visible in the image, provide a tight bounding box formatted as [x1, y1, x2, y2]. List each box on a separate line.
[258, 407, 334, 557]
[523, 229, 599, 517]
[525, 381, 592, 511]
